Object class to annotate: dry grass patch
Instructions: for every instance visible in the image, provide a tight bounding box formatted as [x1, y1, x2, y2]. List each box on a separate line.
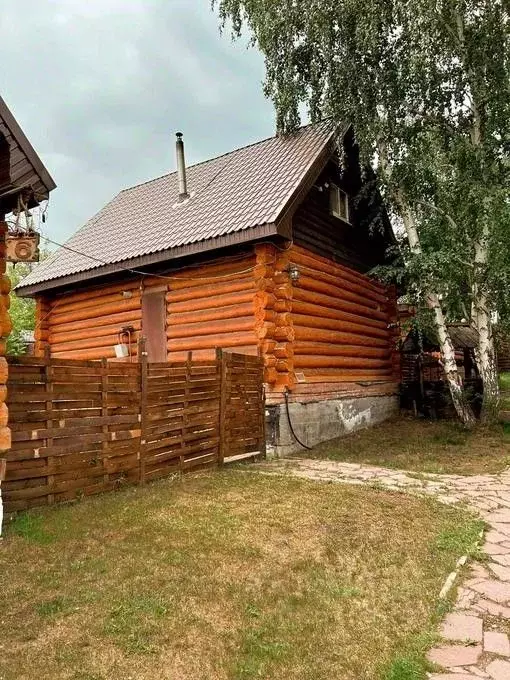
[0, 470, 482, 680]
[299, 417, 510, 475]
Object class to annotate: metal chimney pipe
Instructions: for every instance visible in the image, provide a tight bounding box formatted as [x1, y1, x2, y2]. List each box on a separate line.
[175, 132, 189, 200]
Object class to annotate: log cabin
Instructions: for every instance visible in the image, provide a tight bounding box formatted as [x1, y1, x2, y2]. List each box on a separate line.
[0, 95, 56, 458]
[17, 121, 399, 454]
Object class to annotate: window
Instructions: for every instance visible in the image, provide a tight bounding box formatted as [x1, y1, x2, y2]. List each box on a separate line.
[329, 184, 350, 223]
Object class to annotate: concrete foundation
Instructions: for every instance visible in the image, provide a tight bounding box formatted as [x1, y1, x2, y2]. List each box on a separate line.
[266, 395, 398, 458]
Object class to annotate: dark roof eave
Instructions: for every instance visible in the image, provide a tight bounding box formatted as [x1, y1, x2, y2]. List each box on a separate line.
[0, 96, 57, 195]
[16, 221, 281, 297]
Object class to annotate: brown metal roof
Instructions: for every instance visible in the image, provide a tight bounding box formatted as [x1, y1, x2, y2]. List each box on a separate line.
[448, 324, 478, 350]
[402, 323, 478, 352]
[17, 120, 338, 296]
[0, 96, 56, 213]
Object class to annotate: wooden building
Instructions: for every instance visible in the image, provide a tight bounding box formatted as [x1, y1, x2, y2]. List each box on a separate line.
[17, 122, 398, 453]
[0, 96, 56, 456]
[401, 322, 481, 418]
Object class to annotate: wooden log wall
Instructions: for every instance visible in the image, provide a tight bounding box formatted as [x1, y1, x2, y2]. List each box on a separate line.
[36, 279, 145, 360]
[32, 243, 398, 406]
[166, 253, 259, 361]
[254, 244, 294, 390]
[3, 352, 266, 512]
[257, 244, 399, 403]
[35, 253, 261, 362]
[290, 245, 397, 386]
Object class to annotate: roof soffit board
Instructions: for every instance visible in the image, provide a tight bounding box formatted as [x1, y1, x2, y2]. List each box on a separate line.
[16, 221, 279, 297]
[272, 123, 348, 237]
[0, 96, 56, 196]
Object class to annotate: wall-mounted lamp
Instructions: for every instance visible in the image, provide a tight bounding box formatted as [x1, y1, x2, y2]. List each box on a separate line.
[287, 264, 300, 283]
[121, 290, 133, 299]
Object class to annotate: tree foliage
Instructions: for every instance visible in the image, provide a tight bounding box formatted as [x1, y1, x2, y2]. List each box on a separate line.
[6, 263, 36, 356]
[215, 0, 510, 420]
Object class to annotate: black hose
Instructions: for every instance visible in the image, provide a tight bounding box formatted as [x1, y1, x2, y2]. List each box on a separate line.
[284, 389, 313, 450]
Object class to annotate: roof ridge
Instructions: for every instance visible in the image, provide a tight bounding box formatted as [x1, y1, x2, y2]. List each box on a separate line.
[17, 117, 340, 294]
[119, 118, 333, 194]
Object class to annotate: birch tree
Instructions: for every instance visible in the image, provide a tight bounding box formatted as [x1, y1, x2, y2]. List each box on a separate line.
[214, 0, 472, 423]
[215, 0, 510, 423]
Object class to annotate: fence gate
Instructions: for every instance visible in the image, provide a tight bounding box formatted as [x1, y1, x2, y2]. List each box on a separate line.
[140, 355, 222, 483]
[218, 351, 266, 463]
[3, 350, 265, 512]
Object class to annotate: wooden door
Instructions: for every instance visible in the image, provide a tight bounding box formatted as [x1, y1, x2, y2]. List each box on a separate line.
[141, 289, 167, 363]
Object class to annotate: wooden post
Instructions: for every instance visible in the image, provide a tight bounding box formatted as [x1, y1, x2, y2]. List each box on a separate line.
[216, 348, 228, 466]
[139, 337, 148, 485]
[180, 351, 192, 470]
[101, 358, 109, 489]
[259, 358, 267, 459]
[45, 346, 54, 504]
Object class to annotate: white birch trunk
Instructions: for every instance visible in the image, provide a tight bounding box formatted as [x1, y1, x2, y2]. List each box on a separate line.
[377, 140, 475, 424]
[472, 227, 500, 421]
[399, 199, 476, 425]
[455, 9, 499, 420]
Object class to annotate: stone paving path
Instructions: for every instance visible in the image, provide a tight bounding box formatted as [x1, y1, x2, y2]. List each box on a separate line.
[257, 458, 510, 679]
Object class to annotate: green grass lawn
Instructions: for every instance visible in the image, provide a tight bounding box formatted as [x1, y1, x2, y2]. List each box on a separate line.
[0, 470, 481, 680]
[500, 372, 510, 409]
[296, 417, 510, 475]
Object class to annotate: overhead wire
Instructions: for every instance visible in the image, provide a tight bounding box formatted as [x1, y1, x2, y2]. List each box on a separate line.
[28, 235, 292, 334]
[38, 234, 292, 282]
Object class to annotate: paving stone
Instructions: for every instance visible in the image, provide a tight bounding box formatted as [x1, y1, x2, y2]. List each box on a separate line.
[441, 614, 483, 643]
[464, 578, 490, 590]
[492, 498, 510, 509]
[492, 554, 510, 567]
[449, 668, 476, 675]
[428, 673, 480, 679]
[466, 667, 490, 678]
[470, 564, 492, 579]
[470, 580, 510, 604]
[492, 524, 510, 537]
[486, 659, 510, 680]
[486, 511, 510, 524]
[473, 599, 510, 619]
[483, 543, 510, 556]
[427, 645, 482, 667]
[488, 564, 510, 582]
[484, 631, 510, 657]
[486, 531, 510, 544]
[456, 588, 478, 610]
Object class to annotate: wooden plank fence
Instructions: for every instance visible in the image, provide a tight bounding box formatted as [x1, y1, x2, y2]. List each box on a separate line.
[3, 350, 265, 512]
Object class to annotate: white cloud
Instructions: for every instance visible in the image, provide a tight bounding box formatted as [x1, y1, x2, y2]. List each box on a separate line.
[0, 0, 274, 243]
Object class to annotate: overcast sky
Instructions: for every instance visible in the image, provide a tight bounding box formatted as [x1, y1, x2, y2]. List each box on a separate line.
[0, 0, 274, 243]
